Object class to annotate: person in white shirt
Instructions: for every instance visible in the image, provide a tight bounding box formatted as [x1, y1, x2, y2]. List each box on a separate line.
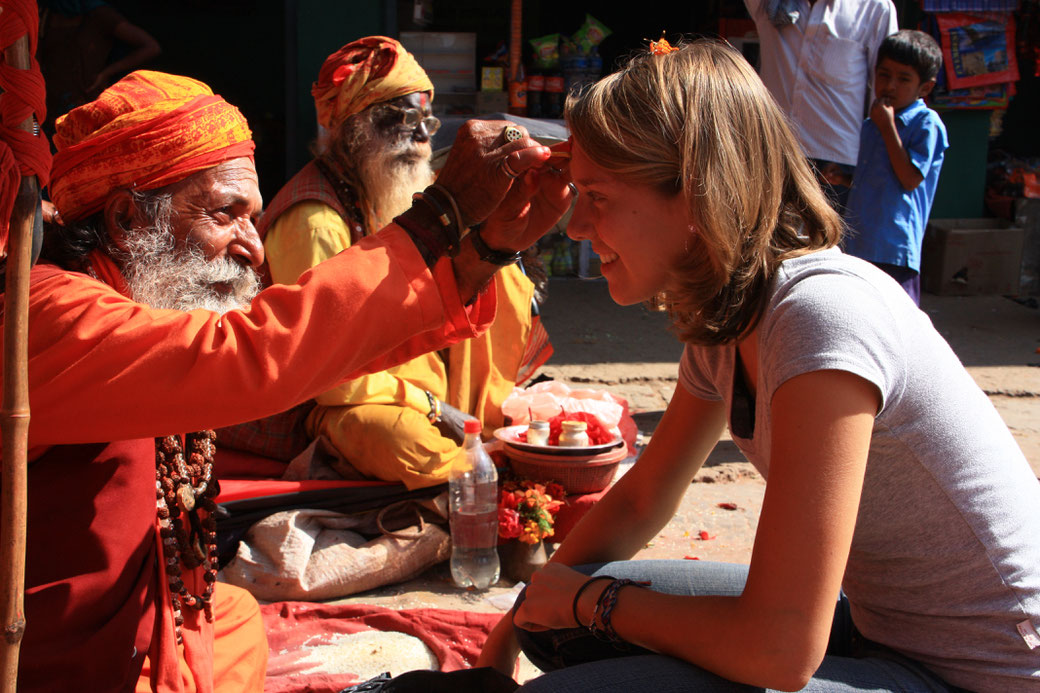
[744, 0, 897, 211]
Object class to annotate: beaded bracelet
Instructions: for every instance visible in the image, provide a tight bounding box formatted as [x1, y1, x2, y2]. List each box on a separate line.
[571, 575, 614, 629]
[424, 390, 441, 423]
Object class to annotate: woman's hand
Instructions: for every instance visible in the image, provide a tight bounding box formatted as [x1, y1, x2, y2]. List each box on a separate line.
[476, 611, 523, 678]
[513, 563, 592, 632]
[435, 120, 552, 228]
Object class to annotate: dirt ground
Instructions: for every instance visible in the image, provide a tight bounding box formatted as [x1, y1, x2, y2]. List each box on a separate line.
[328, 277, 1040, 684]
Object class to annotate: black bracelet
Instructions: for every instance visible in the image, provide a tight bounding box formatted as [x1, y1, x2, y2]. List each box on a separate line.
[411, 190, 464, 254]
[571, 576, 614, 629]
[411, 190, 451, 230]
[426, 183, 466, 237]
[470, 224, 522, 266]
[394, 209, 445, 267]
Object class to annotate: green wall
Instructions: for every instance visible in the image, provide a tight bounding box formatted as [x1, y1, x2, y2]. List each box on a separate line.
[286, 0, 394, 177]
[930, 109, 991, 220]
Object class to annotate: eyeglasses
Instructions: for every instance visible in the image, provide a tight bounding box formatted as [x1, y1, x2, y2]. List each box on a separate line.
[385, 105, 441, 136]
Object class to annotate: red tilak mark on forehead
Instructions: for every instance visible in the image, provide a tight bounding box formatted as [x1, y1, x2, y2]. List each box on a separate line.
[418, 92, 429, 107]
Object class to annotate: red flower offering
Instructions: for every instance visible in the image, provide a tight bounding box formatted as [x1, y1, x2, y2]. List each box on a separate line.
[497, 480, 566, 544]
[544, 411, 614, 446]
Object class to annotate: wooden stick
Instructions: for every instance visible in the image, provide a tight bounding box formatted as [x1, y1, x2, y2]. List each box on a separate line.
[0, 25, 41, 693]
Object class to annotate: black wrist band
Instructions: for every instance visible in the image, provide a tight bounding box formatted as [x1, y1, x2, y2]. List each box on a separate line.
[470, 224, 522, 266]
[395, 208, 445, 268]
[411, 191, 461, 256]
[571, 575, 614, 629]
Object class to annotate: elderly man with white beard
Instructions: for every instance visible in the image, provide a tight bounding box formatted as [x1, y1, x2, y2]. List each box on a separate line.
[13, 68, 570, 692]
[255, 36, 552, 489]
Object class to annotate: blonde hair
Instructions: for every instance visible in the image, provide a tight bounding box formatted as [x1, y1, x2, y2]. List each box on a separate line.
[565, 39, 842, 345]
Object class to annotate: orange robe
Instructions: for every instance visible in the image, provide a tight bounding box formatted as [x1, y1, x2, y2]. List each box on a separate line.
[2, 225, 495, 692]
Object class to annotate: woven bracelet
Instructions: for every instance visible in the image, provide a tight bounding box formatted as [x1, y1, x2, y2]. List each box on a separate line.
[597, 578, 652, 644]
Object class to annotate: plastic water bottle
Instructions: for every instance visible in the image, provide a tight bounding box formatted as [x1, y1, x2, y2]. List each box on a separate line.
[449, 419, 500, 589]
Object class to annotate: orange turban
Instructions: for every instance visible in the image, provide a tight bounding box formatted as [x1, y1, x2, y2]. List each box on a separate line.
[312, 36, 434, 131]
[49, 70, 255, 223]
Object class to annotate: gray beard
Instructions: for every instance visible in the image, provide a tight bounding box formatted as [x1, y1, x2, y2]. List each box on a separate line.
[343, 118, 434, 231]
[119, 221, 261, 315]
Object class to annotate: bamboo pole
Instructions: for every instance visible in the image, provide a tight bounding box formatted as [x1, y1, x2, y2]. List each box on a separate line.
[509, 0, 521, 83]
[0, 25, 40, 692]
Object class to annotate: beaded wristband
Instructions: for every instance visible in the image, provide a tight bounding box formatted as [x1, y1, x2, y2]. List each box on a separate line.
[424, 390, 441, 423]
[571, 575, 614, 628]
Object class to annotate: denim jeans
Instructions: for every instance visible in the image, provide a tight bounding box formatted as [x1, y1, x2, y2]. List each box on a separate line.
[514, 560, 957, 692]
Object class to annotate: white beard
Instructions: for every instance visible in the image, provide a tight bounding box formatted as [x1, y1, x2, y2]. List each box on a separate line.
[354, 128, 434, 232]
[120, 223, 261, 315]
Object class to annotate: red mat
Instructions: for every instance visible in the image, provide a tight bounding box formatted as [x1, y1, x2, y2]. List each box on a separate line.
[262, 602, 503, 693]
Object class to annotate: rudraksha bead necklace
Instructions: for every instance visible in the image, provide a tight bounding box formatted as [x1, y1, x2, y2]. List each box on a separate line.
[155, 430, 221, 643]
[315, 156, 367, 239]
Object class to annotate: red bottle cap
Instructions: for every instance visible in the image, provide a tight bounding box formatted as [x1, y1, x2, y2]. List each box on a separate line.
[464, 419, 482, 434]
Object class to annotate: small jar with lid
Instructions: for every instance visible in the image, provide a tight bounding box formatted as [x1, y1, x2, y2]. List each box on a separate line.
[557, 420, 589, 447]
[526, 420, 550, 446]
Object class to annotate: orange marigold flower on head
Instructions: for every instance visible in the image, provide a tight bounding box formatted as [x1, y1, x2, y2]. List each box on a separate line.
[649, 32, 680, 56]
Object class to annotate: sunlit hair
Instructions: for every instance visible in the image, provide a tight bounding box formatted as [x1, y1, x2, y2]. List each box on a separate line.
[565, 39, 842, 345]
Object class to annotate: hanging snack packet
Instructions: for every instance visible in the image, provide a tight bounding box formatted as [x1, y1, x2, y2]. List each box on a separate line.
[572, 14, 612, 52]
[529, 33, 561, 70]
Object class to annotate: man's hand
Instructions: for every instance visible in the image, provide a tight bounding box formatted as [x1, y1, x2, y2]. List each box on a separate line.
[480, 160, 574, 255]
[434, 401, 474, 445]
[435, 120, 552, 227]
[869, 97, 896, 132]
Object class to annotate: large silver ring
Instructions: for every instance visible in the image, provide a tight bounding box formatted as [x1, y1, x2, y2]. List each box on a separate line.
[501, 157, 521, 179]
[503, 125, 524, 142]
[567, 182, 579, 196]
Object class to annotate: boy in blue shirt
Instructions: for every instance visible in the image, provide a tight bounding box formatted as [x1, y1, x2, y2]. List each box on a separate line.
[843, 29, 949, 305]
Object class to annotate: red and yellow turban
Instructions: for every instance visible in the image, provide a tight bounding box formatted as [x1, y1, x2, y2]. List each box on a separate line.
[49, 70, 255, 223]
[312, 36, 433, 131]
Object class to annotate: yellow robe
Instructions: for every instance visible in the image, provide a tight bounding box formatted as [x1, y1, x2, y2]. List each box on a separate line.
[265, 200, 535, 489]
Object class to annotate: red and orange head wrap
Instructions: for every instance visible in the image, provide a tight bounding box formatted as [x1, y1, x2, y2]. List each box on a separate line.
[49, 70, 255, 223]
[311, 36, 434, 132]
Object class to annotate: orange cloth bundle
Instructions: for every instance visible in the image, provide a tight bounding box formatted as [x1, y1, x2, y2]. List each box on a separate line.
[49, 70, 255, 223]
[311, 36, 433, 131]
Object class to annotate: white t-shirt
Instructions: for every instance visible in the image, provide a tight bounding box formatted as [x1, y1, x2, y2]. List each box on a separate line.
[679, 248, 1040, 691]
[743, 0, 897, 166]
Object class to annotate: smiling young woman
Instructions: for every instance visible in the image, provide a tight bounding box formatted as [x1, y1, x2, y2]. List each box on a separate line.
[477, 39, 1040, 693]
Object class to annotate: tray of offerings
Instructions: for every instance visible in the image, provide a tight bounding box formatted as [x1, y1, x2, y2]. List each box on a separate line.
[492, 424, 624, 457]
